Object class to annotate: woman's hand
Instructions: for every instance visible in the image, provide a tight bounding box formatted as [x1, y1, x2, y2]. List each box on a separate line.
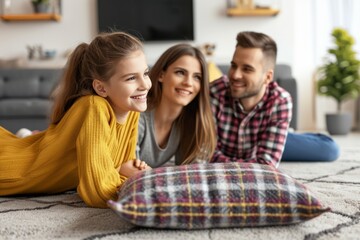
[118, 159, 152, 178]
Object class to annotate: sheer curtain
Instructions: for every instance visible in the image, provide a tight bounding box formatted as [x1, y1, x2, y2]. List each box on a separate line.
[313, 0, 360, 130]
[313, 0, 360, 65]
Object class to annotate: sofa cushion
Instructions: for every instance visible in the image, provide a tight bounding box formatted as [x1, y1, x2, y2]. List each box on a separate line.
[274, 64, 292, 81]
[3, 76, 41, 98]
[108, 162, 330, 229]
[0, 76, 3, 97]
[0, 69, 62, 99]
[0, 99, 52, 117]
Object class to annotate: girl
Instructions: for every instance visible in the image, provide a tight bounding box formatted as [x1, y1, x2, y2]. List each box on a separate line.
[0, 32, 152, 208]
[136, 43, 216, 167]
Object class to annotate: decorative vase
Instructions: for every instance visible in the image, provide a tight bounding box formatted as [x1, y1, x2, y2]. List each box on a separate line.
[325, 112, 352, 135]
[32, 2, 51, 13]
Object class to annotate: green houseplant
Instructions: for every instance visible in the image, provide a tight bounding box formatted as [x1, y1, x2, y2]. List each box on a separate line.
[317, 27, 360, 135]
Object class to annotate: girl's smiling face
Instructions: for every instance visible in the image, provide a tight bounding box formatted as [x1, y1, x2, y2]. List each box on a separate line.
[93, 50, 152, 123]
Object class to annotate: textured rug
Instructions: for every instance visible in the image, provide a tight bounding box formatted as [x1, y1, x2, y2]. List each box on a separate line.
[1, 134, 359, 240]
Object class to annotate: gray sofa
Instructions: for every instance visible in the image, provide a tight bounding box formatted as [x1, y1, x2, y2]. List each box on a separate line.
[0, 68, 63, 133]
[217, 64, 298, 129]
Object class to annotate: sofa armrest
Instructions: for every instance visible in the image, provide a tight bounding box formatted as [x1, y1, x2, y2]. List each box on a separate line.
[276, 77, 298, 130]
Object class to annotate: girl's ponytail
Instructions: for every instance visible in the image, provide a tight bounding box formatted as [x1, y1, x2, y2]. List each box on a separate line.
[51, 43, 90, 124]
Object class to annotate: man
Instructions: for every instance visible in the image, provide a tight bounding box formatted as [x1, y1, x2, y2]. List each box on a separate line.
[209, 31, 292, 168]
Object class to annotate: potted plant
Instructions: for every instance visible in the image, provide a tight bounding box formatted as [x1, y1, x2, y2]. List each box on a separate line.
[317, 27, 360, 135]
[31, 0, 51, 13]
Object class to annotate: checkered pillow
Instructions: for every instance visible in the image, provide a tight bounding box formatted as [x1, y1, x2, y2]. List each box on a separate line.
[108, 162, 330, 229]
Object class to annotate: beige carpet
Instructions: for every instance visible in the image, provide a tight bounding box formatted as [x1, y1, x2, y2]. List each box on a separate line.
[1, 134, 359, 240]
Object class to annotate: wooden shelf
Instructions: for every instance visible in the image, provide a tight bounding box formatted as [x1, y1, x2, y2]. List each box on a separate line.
[0, 13, 61, 22]
[227, 8, 280, 17]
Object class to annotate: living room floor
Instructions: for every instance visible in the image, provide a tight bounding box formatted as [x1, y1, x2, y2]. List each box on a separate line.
[330, 131, 360, 148]
[1, 132, 359, 239]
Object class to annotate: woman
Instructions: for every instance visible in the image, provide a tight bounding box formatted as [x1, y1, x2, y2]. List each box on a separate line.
[136, 43, 216, 167]
[0, 32, 151, 208]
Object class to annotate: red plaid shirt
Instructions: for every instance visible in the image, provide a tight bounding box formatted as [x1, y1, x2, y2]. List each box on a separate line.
[209, 76, 292, 168]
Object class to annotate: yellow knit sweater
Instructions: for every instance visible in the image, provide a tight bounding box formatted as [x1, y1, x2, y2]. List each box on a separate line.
[0, 95, 138, 208]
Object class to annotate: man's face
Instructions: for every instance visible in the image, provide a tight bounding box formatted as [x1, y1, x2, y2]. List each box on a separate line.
[228, 47, 273, 109]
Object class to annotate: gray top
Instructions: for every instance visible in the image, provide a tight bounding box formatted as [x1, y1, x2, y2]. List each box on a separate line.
[136, 111, 182, 168]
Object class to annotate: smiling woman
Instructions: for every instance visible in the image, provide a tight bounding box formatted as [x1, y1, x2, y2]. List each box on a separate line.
[136, 43, 217, 168]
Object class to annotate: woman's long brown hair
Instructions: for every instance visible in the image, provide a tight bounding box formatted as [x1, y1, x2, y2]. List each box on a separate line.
[148, 43, 216, 164]
[51, 32, 143, 124]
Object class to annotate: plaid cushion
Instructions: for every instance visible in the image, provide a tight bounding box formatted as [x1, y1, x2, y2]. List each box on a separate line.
[108, 162, 330, 229]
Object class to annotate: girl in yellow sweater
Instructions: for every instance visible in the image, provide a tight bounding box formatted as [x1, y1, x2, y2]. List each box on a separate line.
[0, 32, 152, 208]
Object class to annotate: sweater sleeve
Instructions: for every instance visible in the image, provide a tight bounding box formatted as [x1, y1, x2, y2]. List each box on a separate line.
[75, 97, 130, 208]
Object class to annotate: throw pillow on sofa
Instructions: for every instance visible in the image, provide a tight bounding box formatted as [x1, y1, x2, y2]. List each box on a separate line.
[108, 162, 330, 229]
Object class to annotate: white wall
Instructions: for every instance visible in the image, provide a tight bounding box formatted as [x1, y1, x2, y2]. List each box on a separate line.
[0, 0, 329, 131]
[293, 0, 317, 130]
[1, 0, 97, 59]
[1, 0, 295, 63]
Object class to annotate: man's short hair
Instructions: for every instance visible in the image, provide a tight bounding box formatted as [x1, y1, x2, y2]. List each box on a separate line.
[236, 31, 277, 69]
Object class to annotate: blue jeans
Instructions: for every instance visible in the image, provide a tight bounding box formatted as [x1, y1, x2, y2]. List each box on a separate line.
[281, 132, 340, 161]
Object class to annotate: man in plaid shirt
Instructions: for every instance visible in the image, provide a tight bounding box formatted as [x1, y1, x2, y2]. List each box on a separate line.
[210, 31, 292, 168]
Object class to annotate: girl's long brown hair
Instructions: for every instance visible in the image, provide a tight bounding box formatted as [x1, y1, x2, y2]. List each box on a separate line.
[51, 32, 143, 124]
[148, 43, 216, 164]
